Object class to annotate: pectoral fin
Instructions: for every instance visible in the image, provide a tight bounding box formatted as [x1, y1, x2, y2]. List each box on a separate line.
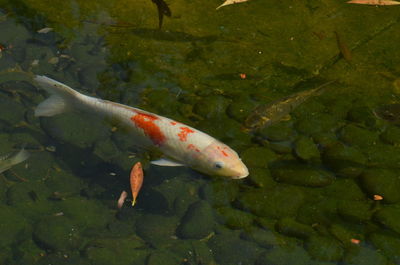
[151, 158, 185, 167]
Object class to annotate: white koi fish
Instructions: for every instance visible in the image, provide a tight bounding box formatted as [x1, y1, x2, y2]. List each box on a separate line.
[34, 76, 249, 179]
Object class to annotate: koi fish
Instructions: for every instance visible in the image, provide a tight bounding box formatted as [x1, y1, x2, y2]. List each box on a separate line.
[34, 76, 249, 179]
[0, 148, 30, 174]
[130, 162, 143, 206]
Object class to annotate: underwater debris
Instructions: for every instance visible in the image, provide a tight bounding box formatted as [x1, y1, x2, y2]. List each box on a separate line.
[130, 162, 143, 206]
[0, 148, 30, 174]
[216, 0, 251, 10]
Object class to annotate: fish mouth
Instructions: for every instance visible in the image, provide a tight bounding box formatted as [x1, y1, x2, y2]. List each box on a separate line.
[231, 166, 249, 179]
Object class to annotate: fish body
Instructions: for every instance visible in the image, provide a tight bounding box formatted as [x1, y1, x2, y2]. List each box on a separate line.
[34, 76, 248, 179]
[0, 148, 30, 173]
[245, 81, 334, 131]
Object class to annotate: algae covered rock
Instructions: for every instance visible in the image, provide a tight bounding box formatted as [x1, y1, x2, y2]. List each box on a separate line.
[226, 97, 255, 122]
[322, 178, 366, 201]
[200, 180, 239, 207]
[275, 217, 315, 239]
[241, 228, 283, 249]
[322, 143, 367, 178]
[216, 207, 254, 229]
[343, 245, 388, 265]
[339, 124, 379, 147]
[380, 125, 400, 145]
[247, 167, 276, 188]
[271, 161, 334, 187]
[237, 186, 305, 218]
[0, 205, 30, 248]
[136, 214, 179, 248]
[294, 136, 320, 161]
[86, 237, 148, 265]
[146, 250, 181, 265]
[33, 216, 82, 251]
[57, 197, 112, 230]
[374, 205, 400, 234]
[256, 245, 312, 265]
[40, 112, 110, 149]
[177, 200, 215, 239]
[306, 235, 344, 261]
[337, 200, 373, 223]
[369, 231, 400, 264]
[360, 168, 400, 203]
[208, 232, 263, 265]
[241, 146, 278, 168]
[192, 95, 231, 119]
[259, 122, 295, 142]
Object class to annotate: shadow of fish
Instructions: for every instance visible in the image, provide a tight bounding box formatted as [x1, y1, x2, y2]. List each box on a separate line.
[244, 80, 336, 131]
[0, 148, 30, 173]
[131, 28, 217, 42]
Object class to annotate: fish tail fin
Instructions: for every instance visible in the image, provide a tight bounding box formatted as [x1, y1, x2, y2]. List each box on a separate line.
[11, 148, 30, 165]
[34, 75, 79, 117]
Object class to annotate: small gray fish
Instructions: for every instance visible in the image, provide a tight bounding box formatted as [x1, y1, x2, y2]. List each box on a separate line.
[244, 80, 335, 131]
[0, 148, 30, 173]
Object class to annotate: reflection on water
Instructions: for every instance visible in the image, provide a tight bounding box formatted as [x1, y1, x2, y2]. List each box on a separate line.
[0, 1, 400, 265]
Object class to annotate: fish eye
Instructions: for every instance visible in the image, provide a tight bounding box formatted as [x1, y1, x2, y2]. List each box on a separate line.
[214, 161, 224, 169]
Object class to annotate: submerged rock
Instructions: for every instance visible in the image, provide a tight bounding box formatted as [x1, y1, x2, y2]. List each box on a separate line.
[306, 235, 344, 261]
[322, 143, 367, 178]
[256, 245, 312, 265]
[343, 245, 388, 265]
[33, 216, 82, 251]
[237, 186, 305, 218]
[374, 205, 400, 234]
[271, 161, 334, 187]
[216, 207, 254, 229]
[40, 112, 110, 149]
[275, 217, 316, 239]
[177, 200, 215, 239]
[369, 231, 400, 264]
[85, 237, 148, 265]
[294, 136, 320, 161]
[241, 146, 278, 168]
[136, 214, 179, 248]
[0, 205, 30, 248]
[208, 232, 263, 265]
[360, 168, 400, 203]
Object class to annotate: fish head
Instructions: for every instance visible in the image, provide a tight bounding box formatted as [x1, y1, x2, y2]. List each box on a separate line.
[196, 141, 249, 179]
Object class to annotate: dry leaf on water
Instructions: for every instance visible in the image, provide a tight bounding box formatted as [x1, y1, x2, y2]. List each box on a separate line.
[347, 0, 400, 5]
[216, 0, 250, 10]
[130, 162, 144, 206]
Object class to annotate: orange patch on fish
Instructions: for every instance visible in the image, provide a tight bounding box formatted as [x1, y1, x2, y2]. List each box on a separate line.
[187, 144, 200, 152]
[131, 111, 165, 146]
[178, 127, 195, 142]
[170, 121, 177, 126]
[130, 162, 144, 206]
[217, 146, 229, 157]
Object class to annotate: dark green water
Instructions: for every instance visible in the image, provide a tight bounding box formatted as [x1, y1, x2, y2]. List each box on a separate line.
[0, 0, 400, 264]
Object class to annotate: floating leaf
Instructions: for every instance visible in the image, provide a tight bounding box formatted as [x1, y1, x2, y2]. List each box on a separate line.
[347, 0, 400, 5]
[216, 0, 250, 10]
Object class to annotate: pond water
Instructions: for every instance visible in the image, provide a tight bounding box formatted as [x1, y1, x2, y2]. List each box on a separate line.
[0, 0, 400, 264]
